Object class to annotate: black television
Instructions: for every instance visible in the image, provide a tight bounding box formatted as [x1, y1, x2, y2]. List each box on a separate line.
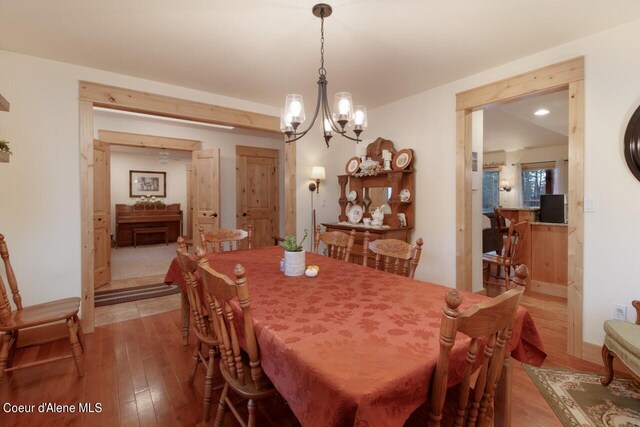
[539, 194, 566, 223]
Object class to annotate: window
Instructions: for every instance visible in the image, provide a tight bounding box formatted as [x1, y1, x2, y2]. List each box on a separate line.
[482, 170, 500, 213]
[521, 162, 556, 208]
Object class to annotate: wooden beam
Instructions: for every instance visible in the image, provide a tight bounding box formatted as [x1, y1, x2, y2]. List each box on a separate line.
[79, 100, 95, 333]
[80, 81, 280, 133]
[455, 110, 473, 291]
[456, 57, 584, 111]
[0, 94, 9, 112]
[567, 79, 585, 358]
[236, 145, 280, 159]
[284, 140, 297, 236]
[98, 130, 202, 151]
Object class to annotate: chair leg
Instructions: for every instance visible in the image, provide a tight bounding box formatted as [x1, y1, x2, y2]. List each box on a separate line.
[74, 315, 86, 353]
[189, 342, 201, 386]
[181, 291, 190, 346]
[0, 332, 15, 382]
[601, 344, 615, 386]
[66, 318, 85, 378]
[247, 399, 256, 427]
[203, 347, 216, 422]
[214, 382, 229, 427]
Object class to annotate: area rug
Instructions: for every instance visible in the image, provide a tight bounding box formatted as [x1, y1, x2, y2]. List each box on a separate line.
[523, 364, 640, 426]
[95, 283, 180, 307]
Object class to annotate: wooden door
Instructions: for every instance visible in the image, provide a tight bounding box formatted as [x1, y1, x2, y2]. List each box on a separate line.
[236, 146, 279, 247]
[93, 139, 111, 288]
[192, 149, 220, 239]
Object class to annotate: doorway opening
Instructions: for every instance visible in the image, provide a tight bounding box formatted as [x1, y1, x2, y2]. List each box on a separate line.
[456, 57, 585, 358]
[90, 108, 284, 327]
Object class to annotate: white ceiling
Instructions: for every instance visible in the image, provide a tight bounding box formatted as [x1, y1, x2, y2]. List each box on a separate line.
[484, 90, 568, 152]
[1, 1, 639, 110]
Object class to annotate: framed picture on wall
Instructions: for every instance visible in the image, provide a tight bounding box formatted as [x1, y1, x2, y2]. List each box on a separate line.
[129, 170, 166, 198]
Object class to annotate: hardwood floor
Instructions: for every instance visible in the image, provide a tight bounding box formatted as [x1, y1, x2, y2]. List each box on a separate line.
[0, 291, 603, 426]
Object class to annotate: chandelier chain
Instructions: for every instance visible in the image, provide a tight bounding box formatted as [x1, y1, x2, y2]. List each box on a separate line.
[319, 13, 326, 76]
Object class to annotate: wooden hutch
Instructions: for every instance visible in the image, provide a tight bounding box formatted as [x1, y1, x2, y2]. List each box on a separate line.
[322, 138, 415, 265]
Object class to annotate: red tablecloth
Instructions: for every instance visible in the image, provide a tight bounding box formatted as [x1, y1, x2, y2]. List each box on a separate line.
[165, 246, 546, 427]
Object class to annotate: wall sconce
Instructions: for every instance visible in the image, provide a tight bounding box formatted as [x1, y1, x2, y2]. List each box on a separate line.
[309, 166, 326, 193]
[499, 179, 512, 192]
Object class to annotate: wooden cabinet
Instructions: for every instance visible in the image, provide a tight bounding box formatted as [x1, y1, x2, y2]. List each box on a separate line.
[529, 223, 568, 297]
[323, 138, 415, 265]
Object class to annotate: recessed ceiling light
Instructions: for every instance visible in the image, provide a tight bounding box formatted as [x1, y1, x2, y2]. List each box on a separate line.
[534, 108, 550, 116]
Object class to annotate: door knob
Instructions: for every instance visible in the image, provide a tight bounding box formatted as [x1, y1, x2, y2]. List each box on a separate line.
[242, 213, 247, 217]
[213, 213, 218, 218]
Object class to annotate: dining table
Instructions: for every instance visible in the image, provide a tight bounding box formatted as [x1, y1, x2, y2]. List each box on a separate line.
[164, 246, 546, 427]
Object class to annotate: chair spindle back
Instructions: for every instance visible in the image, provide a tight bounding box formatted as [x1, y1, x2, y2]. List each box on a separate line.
[199, 225, 253, 253]
[313, 226, 356, 262]
[0, 234, 22, 315]
[427, 271, 526, 427]
[363, 235, 424, 279]
[196, 249, 264, 390]
[175, 237, 209, 338]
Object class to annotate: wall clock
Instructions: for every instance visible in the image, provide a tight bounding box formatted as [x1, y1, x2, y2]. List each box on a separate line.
[624, 104, 640, 182]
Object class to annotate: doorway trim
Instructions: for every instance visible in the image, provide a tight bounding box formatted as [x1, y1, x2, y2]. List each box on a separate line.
[455, 57, 585, 358]
[80, 81, 294, 333]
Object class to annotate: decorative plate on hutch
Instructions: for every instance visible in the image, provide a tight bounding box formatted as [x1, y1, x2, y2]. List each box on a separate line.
[399, 188, 411, 202]
[347, 204, 364, 224]
[347, 190, 357, 202]
[392, 149, 413, 170]
[345, 156, 361, 175]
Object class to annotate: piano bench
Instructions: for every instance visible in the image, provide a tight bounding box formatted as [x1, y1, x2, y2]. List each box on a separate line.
[133, 227, 169, 248]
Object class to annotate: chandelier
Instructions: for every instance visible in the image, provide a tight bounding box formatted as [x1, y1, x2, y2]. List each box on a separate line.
[280, 3, 367, 147]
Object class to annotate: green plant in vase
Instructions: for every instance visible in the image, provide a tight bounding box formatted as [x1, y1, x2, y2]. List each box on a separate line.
[279, 229, 308, 252]
[280, 229, 308, 276]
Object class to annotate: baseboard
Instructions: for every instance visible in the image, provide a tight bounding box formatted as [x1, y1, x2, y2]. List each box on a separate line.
[582, 341, 602, 365]
[581, 340, 631, 375]
[529, 280, 567, 298]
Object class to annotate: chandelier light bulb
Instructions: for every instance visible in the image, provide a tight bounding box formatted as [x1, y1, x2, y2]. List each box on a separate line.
[323, 118, 332, 132]
[338, 98, 350, 115]
[290, 100, 302, 117]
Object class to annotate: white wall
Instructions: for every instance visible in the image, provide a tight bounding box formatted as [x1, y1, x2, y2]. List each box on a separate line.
[368, 18, 640, 344]
[0, 49, 281, 311]
[94, 111, 284, 233]
[109, 150, 189, 234]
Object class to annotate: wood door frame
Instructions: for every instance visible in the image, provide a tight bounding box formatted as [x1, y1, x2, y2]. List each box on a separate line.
[87, 130, 202, 333]
[235, 145, 281, 244]
[455, 57, 585, 358]
[81, 79, 286, 333]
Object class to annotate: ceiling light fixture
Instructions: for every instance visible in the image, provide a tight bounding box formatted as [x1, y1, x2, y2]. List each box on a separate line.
[280, 3, 367, 147]
[534, 108, 550, 116]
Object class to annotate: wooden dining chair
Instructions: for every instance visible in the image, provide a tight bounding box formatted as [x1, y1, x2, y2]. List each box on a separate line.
[494, 207, 510, 256]
[196, 249, 277, 427]
[427, 266, 527, 427]
[362, 233, 424, 279]
[313, 225, 356, 262]
[482, 220, 528, 297]
[199, 225, 253, 253]
[0, 234, 85, 382]
[175, 237, 221, 422]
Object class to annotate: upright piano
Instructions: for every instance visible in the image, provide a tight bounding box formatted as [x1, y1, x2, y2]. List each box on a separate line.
[115, 203, 183, 247]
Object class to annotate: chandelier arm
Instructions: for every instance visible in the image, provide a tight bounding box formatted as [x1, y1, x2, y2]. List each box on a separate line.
[288, 79, 324, 143]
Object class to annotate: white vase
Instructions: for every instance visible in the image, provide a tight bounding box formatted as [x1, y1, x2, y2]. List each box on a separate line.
[284, 251, 306, 277]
